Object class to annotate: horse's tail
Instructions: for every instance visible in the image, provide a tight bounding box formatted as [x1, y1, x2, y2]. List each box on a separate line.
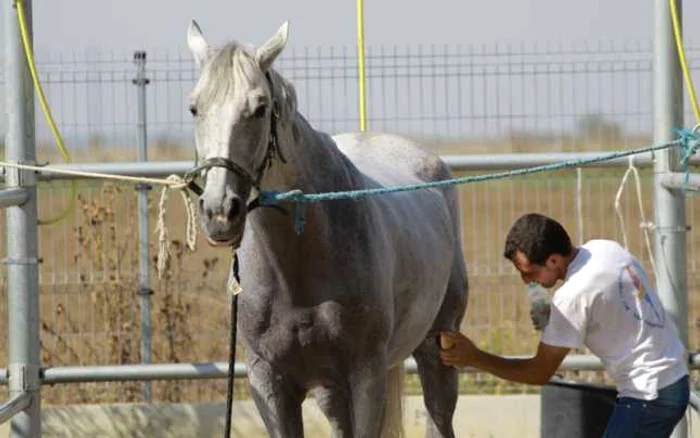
[381, 362, 405, 438]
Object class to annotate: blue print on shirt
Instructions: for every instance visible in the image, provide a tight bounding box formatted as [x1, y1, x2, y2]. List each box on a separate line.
[617, 260, 665, 328]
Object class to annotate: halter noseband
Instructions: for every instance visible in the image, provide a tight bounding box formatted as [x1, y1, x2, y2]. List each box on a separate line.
[184, 72, 286, 210]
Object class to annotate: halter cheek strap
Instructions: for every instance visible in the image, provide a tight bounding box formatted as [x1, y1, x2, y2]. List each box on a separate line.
[185, 71, 286, 215]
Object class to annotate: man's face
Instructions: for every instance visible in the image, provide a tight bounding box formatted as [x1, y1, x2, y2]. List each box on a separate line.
[511, 250, 560, 288]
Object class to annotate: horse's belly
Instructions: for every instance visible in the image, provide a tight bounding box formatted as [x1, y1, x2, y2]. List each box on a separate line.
[388, 274, 452, 363]
[240, 300, 361, 377]
[382, 216, 456, 362]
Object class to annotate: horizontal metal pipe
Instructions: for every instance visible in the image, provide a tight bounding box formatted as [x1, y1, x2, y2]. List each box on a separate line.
[4, 151, 698, 182]
[442, 152, 700, 171]
[0, 161, 195, 181]
[660, 172, 700, 191]
[0, 188, 28, 208]
[0, 352, 693, 385]
[0, 355, 604, 385]
[42, 356, 601, 384]
[40, 362, 247, 384]
[0, 392, 31, 425]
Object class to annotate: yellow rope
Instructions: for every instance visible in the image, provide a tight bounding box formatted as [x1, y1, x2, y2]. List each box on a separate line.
[13, 0, 197, 275]
[13, 0, 202, 276]
[0, 161, 188, 187]
[15, 0, 77, 225]
[356, 0, 367, 132]
[0, 160, 199, 279]
[669, 0, 700, 124]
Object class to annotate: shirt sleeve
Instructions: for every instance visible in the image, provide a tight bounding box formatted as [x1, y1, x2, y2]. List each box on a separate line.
[540, 290, 587, 349]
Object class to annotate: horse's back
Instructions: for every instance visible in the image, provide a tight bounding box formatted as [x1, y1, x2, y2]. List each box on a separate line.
[332, 132, 452, 186]
[332, 130, 460, 248]
[332, 130, 458, 256]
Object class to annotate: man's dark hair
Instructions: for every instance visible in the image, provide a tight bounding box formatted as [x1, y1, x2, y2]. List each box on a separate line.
[503, 213, 574, 265]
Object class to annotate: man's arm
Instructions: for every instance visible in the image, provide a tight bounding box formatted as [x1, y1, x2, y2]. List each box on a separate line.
[439, 331, 570, 385]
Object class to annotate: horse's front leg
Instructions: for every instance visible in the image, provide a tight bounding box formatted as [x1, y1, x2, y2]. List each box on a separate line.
[246, 353, 305, 438]
[310, 385, 353, 438]
[349, 352, 389, 438]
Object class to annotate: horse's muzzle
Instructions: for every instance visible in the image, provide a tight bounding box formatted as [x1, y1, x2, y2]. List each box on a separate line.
[199, 189, 247, 244]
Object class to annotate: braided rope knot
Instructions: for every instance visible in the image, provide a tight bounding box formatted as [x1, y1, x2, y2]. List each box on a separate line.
[674, 127, 700, 190]
[681, 127, 700, 165]
[156, 175, 199, 279]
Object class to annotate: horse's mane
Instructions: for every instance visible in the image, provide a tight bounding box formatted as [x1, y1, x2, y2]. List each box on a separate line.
[193, 42, 298, 125]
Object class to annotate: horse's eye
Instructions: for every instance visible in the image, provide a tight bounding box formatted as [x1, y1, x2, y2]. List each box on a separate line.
[251, 104, 267, 119]
[189, 105, 198, 117]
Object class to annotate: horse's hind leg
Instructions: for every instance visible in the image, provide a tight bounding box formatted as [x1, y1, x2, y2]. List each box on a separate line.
[247, 354, 305, 438]
[413, 252, 468, 438]
[310, 385, 352, 438]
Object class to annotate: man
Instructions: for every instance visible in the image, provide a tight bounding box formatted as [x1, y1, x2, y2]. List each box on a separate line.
[439, 213, 689, 438]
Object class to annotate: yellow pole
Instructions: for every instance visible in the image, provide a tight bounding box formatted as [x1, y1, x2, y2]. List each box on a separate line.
[356, 0, 367, 131]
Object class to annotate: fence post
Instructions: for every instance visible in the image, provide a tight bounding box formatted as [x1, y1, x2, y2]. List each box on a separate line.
[133, 50, 152, 403]
[653, 0, 687, 437]
[4, 0, 42, 435]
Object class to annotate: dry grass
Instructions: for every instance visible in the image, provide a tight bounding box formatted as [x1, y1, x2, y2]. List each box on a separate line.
[0, 142, 699, 404]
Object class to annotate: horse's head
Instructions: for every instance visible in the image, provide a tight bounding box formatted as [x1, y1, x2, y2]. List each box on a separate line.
[187, 20, 289, 247]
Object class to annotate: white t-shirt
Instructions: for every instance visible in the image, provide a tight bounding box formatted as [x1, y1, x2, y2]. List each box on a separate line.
[540, 239, 688, 400]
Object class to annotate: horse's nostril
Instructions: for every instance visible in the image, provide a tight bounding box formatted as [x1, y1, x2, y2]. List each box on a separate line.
[228, 198, 241, 221]
[199, 198, 215, 221]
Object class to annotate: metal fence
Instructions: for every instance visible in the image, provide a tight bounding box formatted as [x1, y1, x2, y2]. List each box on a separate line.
[1, 40, 700, 406]
[7, 40, 700, 153]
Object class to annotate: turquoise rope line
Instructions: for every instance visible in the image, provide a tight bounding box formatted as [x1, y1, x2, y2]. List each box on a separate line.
[676, 127, 700, 189]
[256, 129, 699, 234]
[261, 138, 688, 205]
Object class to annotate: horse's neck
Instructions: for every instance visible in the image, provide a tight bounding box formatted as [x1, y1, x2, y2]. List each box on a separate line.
[261, 112, 357, 193]
[240, 76, 358, 303]
[244, 112, 358, 282]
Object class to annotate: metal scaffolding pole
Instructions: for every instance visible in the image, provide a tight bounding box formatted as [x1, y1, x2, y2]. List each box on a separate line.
[653, 0, 688, 437]
[133, 50, 153, 403]
[3, 0, 42, 436]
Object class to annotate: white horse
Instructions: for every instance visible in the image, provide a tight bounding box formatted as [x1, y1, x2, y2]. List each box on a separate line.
[186, 19, 469, 438]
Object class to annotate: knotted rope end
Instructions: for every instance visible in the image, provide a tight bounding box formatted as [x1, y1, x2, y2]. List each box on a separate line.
[155, 175, 200, 279]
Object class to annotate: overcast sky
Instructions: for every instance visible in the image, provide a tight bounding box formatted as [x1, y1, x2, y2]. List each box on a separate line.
[3, 1, 700, 141]
[2, 0, 699, 55]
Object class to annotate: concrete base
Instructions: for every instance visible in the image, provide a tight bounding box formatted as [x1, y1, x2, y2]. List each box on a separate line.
[0, 394, 695, 437]
[0, 395, 537, 437]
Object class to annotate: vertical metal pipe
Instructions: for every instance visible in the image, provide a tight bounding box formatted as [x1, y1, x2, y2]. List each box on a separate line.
[653, 1, 687, 437]
[133, 51, 152, 403]
[4, 0, 41, 435]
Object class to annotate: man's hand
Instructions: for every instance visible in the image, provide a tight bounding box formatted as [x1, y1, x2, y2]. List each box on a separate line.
[438, 331, 480, 368]
[438, 331, 571, 385]
[530, 304, 551, 331]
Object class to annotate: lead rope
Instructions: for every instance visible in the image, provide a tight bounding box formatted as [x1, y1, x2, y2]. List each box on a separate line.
[224, 253, 240, 438]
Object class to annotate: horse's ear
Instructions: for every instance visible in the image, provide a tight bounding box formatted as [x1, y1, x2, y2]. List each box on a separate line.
[187, 19, 211, 68]
[256, 21, 289, 71]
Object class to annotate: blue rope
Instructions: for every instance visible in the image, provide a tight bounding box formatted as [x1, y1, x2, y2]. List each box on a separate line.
[257, 128, 700, 234]
[676, 127, 700, 190]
